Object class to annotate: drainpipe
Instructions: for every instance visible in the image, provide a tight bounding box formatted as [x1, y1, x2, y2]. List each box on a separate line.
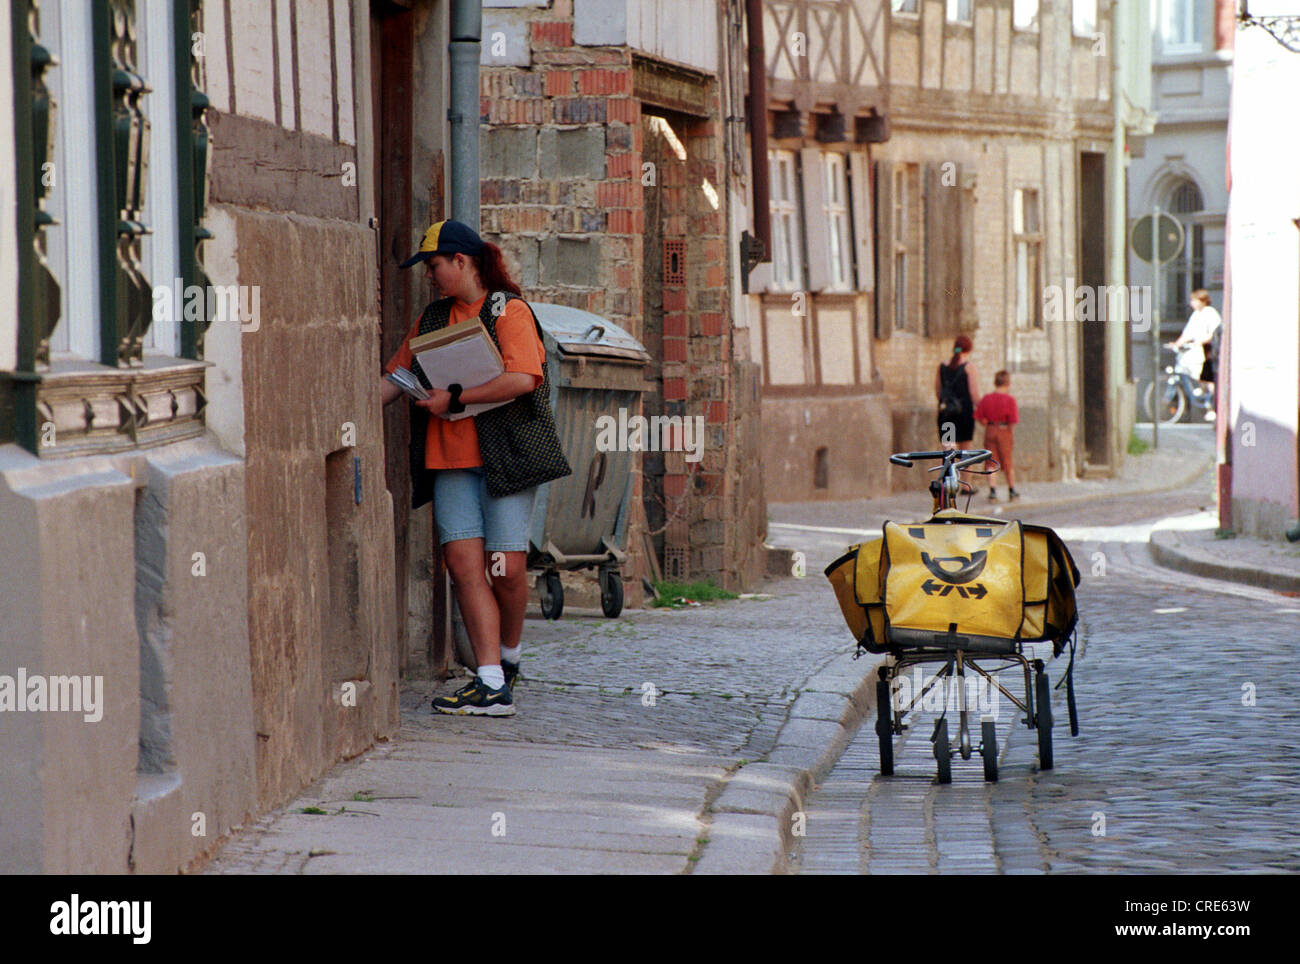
[1107, 0, 1128, 469]
[449, 0, 482, 230]
[744, 0, 771, 275]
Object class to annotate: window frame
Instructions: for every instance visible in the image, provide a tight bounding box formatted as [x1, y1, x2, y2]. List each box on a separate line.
[891, 0, 920, 17]
[946, 0, 973, 25]
[1161, 0, 1203, 54]
[4, 0, 211, 457]
[822, 152, 854, 293]
[1013, 187, 1043, 330]
[1072, 0, 1098, 38]
[769, 149, 804, 293]
[1013, 0, 1040, 32]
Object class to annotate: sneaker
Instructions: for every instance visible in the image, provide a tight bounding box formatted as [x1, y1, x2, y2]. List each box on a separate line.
[432, 677, 516, 716]
[502, 659, 520, 691]
[987, 489, 999, 502]
[1008, 488, 1021, 502]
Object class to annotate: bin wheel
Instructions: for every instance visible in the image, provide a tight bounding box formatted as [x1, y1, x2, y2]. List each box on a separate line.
[540, 571, 564, 620]
[600, 570, 624, 618]
[876, 678, 894, 776]
[1036, 670, 1054, 770]
[981, 720, 998, 782]
[934, 720, 952, 784]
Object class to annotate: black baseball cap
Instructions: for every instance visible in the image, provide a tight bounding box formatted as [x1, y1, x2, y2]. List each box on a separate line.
[399, 219, 485, 268]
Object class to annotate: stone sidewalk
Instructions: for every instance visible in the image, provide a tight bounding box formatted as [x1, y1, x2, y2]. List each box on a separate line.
[205, 558, 879, 874]
[1150, 522, 1300, 594]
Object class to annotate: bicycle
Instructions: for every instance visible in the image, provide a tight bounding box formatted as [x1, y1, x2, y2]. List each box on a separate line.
[889, 447, 998, 513]
[1143, 343, 1215, 424]
[825, 448, 1081, 783]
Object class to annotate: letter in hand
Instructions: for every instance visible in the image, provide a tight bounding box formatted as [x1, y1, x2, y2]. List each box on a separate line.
[416, 388, 453, 417]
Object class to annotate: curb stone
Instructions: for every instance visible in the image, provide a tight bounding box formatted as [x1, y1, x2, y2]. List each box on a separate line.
[692, 649, 886, 875]
[1149, 528, 1300, 594]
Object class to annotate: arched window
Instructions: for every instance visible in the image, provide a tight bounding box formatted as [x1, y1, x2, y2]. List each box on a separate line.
[1161, 177, 1204, 325]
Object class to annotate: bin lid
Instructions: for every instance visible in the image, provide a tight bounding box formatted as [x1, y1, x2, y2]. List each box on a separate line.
[530, 303, 651, 362]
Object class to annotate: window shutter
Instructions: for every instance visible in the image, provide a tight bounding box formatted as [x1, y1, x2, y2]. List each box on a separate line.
[873, 159, 894, 341]
[849, 151, 874, 292]
[799, 147, 831, 292]
[924, 161, 963, 339]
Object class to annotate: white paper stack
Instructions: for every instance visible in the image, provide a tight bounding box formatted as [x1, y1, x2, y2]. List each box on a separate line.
[409, 321, 510, 421]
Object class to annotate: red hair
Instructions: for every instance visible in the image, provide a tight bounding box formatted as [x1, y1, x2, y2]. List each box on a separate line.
[471, 241, 523, 297]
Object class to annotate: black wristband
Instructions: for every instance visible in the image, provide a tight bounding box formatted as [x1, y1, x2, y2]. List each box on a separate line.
[447, 383, 466, 414]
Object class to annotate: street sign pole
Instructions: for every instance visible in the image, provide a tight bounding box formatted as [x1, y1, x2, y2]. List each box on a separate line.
[1151, 205, 1161, 450]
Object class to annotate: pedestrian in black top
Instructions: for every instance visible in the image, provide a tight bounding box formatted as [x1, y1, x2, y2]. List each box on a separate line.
[935, 334, 980, 449]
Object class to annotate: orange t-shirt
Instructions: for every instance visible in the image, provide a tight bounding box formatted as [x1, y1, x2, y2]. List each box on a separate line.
[385, 295, 546, 469]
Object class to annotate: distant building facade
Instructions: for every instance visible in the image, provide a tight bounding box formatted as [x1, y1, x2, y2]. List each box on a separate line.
[1127, 0, 1231, 414]
[755, 0, 1119, 500]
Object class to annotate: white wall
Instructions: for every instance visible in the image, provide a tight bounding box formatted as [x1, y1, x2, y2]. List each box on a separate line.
[0, 6, 15, 373]
[576, 0, 718, 73]
[1227, 16, 1300, 523]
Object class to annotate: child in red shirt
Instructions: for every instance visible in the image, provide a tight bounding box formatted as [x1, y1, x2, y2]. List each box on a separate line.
[974, 369, 1020, 501]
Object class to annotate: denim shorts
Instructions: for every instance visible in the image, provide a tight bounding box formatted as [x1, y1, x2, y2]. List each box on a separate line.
[432, 467, 537, 552]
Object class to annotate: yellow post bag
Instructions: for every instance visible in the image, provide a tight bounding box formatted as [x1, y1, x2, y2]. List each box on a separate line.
[825, 510, 1079, 654]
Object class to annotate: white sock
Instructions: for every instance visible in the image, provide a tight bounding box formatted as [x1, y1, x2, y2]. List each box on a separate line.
[500, 644, 522, 666]
[478, 664, 505, 689]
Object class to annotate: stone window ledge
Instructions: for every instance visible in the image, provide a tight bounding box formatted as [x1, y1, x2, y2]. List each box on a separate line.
[25, 353, 210, 458]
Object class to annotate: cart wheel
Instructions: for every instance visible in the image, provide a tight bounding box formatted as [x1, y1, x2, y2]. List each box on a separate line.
[540, 571, 564, 620]
[1035, 670, 1054, 770]
[981, 720, 998, 782]
[934, 720, 952, 784]
[876, 678, 894, 776]
[600, 570, 624, 618]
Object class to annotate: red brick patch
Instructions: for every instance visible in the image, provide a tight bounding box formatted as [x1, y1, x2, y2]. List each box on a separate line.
[663, 336, 688, 362]
[607, 209, 640, 234]
[663, 377, 687, 401]
[663, 313, 688, 338]
[530, 20, 572, 50]
[607, 152, 639, 180]
[662, 289, 687, 312]
[578, 68, 632, 96]
[606, 98, 640, 124]
[700, 312, 725, 336]
[707, 401, 728, 424]
[596, 182, 638, 208]
[544, 69, 573, 97]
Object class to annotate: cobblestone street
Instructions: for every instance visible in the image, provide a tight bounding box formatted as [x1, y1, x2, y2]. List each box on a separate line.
[785, 432, 1300, 874]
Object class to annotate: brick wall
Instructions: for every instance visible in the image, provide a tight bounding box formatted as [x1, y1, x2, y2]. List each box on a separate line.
[479, 3, 764, 593]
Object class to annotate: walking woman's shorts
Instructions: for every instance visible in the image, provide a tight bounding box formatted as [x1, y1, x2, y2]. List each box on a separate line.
[432, 467, 538, 552]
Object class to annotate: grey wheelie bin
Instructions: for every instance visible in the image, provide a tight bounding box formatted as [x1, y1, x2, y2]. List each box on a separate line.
[527, 303, 652, 619]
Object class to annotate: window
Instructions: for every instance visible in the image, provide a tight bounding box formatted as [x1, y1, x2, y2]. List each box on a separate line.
[5, 0, 211, 455]
[769, 150, 803, 291]
[1014, 0, 1040, 31]
[1013, 188, 1043, 329]
[893, 167, 908, 330]
[1164, 178, 1206, 321]
[1072, 0, 1097, 36]
[891, 0, 919, 15]
[822, 154, 853, 292]
[1162, 0, 1203, 52]
[946, 0, 972, 23]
